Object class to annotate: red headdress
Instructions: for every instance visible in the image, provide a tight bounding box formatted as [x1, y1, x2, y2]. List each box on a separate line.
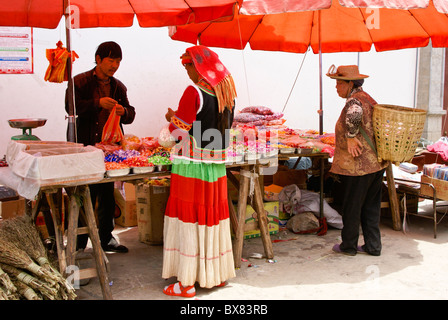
[181, 45, 237, 113]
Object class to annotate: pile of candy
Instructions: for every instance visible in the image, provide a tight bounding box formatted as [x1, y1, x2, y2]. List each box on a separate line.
[104, 149, 141, 163]
[105, 162, 129, 170]
[144, 178, 170, 186]
[148, 155, 172, 166]
[122, 156, 153, 168]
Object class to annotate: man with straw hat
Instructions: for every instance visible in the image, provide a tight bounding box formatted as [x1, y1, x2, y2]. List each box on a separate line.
[161, 45, 236, 297]
[327, 65, 388, 257]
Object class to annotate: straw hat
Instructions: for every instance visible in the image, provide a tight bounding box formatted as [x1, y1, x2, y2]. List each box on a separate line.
[326, 64, 369, 80]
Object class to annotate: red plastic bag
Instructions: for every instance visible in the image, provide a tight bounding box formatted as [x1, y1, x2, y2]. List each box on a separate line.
[101, 105, 124, 144]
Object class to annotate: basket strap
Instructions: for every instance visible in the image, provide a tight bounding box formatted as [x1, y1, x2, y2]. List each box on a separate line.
[354, 93, 378, 156]
[360, 126, 377, 156]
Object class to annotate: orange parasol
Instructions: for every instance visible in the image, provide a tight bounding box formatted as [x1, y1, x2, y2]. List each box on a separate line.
[0, 0, 240, 29]
[0, 0, 242, 141]
[170, 0, 448, 134]
[170, 0, 448, 53]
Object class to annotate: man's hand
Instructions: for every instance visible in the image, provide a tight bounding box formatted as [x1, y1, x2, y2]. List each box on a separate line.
[347, 136, 363, 157]
[100, 97, 118, 110]
[115, 104, 125, 116]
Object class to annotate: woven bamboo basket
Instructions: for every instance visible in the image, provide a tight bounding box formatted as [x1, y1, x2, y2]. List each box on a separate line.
[372, 104, 427, 165]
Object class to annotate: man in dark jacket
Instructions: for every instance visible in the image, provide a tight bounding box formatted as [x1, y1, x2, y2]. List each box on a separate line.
[65, 41, 135, 253]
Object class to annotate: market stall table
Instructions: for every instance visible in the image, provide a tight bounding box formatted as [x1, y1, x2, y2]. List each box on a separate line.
[0, 151, 331, 299]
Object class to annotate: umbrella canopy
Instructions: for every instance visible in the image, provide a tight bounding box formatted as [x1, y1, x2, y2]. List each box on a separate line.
[0, 0, 241, 29]
[170, 0, 448, 135]
[240, 0, 448, 15]
[170, 0, 448, 53]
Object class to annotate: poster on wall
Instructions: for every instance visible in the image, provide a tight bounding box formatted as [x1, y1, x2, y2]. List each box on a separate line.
[0, 27, 33, 74]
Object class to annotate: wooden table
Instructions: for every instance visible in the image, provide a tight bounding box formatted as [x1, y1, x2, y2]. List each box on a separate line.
[226, 152, 330, 268]
[29, 169, 172, 300]
[6, 152, 331, 299]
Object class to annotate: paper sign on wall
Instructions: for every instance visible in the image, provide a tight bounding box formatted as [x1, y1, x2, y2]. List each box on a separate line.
[0, 27, 33, 74]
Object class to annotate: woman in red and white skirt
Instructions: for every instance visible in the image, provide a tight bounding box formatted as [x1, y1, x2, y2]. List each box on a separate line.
[161, 45, 237, 297]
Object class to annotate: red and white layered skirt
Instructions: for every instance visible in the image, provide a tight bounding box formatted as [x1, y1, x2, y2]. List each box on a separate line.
[162, 159, 236, 288]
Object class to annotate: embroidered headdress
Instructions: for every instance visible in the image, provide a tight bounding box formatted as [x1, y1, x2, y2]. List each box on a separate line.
[181, 45, 237, 113]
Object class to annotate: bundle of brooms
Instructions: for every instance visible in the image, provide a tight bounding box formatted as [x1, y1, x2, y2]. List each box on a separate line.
[0, 215, 76, 300]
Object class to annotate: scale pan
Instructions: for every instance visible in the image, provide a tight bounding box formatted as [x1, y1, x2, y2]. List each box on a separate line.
[8, 118, 47, 129]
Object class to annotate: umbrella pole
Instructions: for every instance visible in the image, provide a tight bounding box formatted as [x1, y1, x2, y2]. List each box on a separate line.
[64, 1, 76, 143]
[318, 10, 323, 136]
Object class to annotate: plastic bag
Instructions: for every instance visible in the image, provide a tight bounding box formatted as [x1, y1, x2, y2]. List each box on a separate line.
[101, 105, 124, 144]
[44, 41, 78, 83]
[234, 112, 264, 123]
[240, 106, 274, 115]
[121, 134, 142, 151]
[158, 124, 176, 148]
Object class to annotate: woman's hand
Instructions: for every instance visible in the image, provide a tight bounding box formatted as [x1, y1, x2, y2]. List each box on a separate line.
[165, 107, 176, 122]
[347, 137, 363, 157]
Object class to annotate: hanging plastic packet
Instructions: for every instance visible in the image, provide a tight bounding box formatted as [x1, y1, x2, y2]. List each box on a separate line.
[101, 105, 124, 144]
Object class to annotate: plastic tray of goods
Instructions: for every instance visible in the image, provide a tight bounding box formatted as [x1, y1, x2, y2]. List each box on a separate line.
[263, 149, 278, 158]
[297, 147, 313, 155]
[226, 154, 244, 164]
[245, 153, 262, 161]
[157, 165, 171, 172]
[106, 168, 130, 177]
[279, 147, 296, 154]
[132, 166, 155, 174]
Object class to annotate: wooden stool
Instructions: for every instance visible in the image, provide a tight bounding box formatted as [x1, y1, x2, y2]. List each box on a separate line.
[32, 185, 113, 300]
[227, 167, 274, 268]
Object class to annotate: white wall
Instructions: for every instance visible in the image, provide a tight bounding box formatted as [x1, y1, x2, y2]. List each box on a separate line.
[0, 18, 418, 157]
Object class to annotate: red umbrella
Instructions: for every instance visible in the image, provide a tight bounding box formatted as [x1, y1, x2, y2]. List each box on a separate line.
[170, 0, 448, 133]
[170, 0, 448, 53]
[0, 0, 240, 29]
[0, 0, 242, 141]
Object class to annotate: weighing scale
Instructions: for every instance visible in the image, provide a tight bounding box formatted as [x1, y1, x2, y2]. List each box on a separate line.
[8, 118, 47, 140]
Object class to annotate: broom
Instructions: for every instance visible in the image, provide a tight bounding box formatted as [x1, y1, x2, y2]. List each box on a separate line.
[0, 263, 58, 300]
[0, 263, 16, 296]
[0, 236, 58, 286]
[0, 215, 52, 267]
[0, 285, 8, 300]
[0, 216, 76, 299]
[14, 281, 41, 300]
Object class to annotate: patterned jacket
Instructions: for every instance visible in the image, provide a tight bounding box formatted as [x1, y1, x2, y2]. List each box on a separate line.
[330, 87, 388, 176]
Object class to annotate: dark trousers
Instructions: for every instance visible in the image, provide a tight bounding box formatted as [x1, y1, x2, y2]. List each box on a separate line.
[77, 182, 116, 249]
[339, 169, 385, 255]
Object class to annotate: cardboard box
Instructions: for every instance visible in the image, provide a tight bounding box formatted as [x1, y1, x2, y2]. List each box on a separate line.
[114, 182, 137, 227]
[264, 184, 283, 202]
[0, 197, 25, 219]
[136, 184, 170, 245]
[273, 166, 307, 189]
[233, 201, 279, 239]
[421, 174, 448, 201]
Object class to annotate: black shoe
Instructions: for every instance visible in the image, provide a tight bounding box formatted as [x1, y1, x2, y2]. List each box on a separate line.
[102, 237, 128, 253]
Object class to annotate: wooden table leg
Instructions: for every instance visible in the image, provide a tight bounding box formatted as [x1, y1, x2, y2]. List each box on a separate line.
[31, 191, 43, 222]
[80, 185, 113, 300]
[65, 188, 80, 272]
[45, 190, 66, 274]
[252, 173, 274, 259]
[386, 162, 401, 231]
[228, 191, 238, 235]
[233, 170, 250, 268]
